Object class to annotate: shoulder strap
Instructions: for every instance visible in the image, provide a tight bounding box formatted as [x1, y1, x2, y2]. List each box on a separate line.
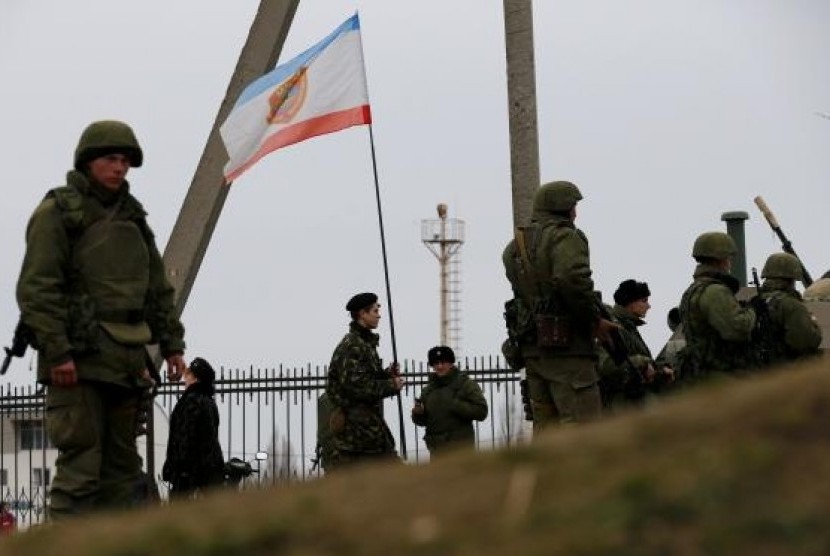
[47, 186, 84, 234]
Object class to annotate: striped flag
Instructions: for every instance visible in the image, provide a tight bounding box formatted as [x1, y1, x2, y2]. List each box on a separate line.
[220, 14, 371, 183]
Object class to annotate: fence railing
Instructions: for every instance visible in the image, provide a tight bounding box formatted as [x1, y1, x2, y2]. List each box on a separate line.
[0, 355, 524, 528]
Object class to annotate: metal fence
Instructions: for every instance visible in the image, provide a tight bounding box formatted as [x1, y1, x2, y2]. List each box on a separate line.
[0, 355, 524, 528]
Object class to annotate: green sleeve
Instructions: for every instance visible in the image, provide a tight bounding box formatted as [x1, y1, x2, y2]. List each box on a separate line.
[450, 376, 488, 421]
[700, 285, 755, 342]
[16, 200, 73, 366]
[549, 228, 598, 324]
[779, 297, 822, 355]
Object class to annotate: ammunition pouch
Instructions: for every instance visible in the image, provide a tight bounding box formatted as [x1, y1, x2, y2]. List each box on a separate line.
[535, 314, 572, 348]
[66, 293, 100, 354]
[501, 338, 525, 370]
[504, 299, 536, 344]
[328, 407, 346, 434]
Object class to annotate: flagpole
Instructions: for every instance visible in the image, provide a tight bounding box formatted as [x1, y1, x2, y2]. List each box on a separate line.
[367, 123, 407, 460]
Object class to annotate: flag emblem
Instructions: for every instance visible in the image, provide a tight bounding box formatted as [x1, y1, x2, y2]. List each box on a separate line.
[267, 67, 308, 125]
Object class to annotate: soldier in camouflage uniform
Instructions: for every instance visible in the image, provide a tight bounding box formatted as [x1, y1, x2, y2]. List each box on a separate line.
[324, 293, 404, 471]
[16, 121, 186, 518]
[411, 346, 488, 455]
[502, 181, 616, 429]
[677, 232, 756, 381]
[755, 253, 822, 364]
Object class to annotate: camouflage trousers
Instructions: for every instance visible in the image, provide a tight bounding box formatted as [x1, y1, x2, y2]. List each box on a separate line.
[323, 447, 400, 474]
[526, 355, 601, 432]
[45, 381, 143, 519]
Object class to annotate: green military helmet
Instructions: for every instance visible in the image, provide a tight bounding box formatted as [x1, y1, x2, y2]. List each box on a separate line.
[691, 231, 737, 260]
[74, 120, 143, 170]
[533, 180, 583, 213]
[761, 252, 803, 281]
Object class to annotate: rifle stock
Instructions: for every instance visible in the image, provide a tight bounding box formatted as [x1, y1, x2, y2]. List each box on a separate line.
[753, 196, 813, 286]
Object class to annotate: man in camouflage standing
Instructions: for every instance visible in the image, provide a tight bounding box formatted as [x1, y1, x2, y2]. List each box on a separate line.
[502, 181, 616, 429]
[755, 252, 822, 364]
[324, 293, 404, 470]
[16, 120, 186, 518]
[677, 232, 756, 380]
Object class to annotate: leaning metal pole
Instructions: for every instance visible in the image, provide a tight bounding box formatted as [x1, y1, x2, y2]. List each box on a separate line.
[146, 0, 300, 483]
[503, 0, 540, 228]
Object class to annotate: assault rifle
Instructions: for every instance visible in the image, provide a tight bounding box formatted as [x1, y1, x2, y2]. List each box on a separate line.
[1, 319, 33, 375]
[753, 196, 813, 286]
[749, 267, 773, 366]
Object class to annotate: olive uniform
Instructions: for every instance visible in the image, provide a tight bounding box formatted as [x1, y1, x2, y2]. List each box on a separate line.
[757, 253, 822, 364]
[412, 365, 488, 455]
[502, 181, 602, 429]
[16, 121, 185, 517]
[677, 232, 755, 380]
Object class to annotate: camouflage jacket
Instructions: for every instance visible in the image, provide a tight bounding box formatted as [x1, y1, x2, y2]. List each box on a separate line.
[678, 264, 756, 377]
[325, 322, 398, 454]
[759, 279, 822, 363]
[16, 170, 185, 385]
[411, 367, 487, 454]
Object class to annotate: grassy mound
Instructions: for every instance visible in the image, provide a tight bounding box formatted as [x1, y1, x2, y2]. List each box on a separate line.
[5, 356, 830, 555]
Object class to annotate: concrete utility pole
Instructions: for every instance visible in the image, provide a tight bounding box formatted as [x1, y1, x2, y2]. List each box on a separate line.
[161, 0, 300, 317]
[503, 0, 541, 228]
[147, 0, 299, 481]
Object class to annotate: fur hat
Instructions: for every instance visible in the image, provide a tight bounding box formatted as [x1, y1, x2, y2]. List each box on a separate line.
[427, 345, 455, 365]
[613, 279, 651, 306]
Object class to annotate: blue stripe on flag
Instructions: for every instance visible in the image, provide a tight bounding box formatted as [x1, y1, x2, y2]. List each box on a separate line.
[234, 14, 360, 108]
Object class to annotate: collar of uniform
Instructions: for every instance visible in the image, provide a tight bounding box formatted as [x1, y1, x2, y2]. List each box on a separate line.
[612, 304, 645, 327]
[66, 169, 131, 207]
[534, 212, 574, 229]
[761, 278, 797, 295]
[693, 263, 740, 293]
[428, 366, 459, 386]
[349, 321, 379, 346]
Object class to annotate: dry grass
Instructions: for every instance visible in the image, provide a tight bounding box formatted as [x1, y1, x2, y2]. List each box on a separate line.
[4, 355, 830, 555]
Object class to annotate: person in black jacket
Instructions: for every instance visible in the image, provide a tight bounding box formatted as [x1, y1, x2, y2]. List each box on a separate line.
[162, 357, 225, 498]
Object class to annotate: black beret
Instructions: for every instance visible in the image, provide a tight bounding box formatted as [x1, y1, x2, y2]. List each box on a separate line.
[427, 345, 455, 365]
[346, 292, 378, 312]
[613, 279, 651, 306]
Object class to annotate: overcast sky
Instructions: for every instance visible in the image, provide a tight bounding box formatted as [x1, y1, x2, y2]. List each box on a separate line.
[1, 1, 828, 382]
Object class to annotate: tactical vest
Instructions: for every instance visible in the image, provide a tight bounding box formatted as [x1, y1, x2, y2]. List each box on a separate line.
[50, 186, 154, 351]
[678, 278, 757, 376]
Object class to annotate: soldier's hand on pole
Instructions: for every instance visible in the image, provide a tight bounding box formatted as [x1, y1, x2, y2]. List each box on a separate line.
[51, 360, 78, 386]
[165, 353, 186, 382]
[412, 399, 425, 416]
[386, 361, 400, 376]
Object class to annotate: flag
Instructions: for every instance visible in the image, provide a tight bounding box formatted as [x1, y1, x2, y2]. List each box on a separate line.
[220, 14, 371, 183]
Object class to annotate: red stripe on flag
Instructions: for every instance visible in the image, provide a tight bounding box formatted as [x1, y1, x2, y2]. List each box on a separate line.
[225, 105, 372, 183]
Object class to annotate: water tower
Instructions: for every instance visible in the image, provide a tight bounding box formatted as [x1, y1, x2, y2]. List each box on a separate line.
[421, 204, 465, 354]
